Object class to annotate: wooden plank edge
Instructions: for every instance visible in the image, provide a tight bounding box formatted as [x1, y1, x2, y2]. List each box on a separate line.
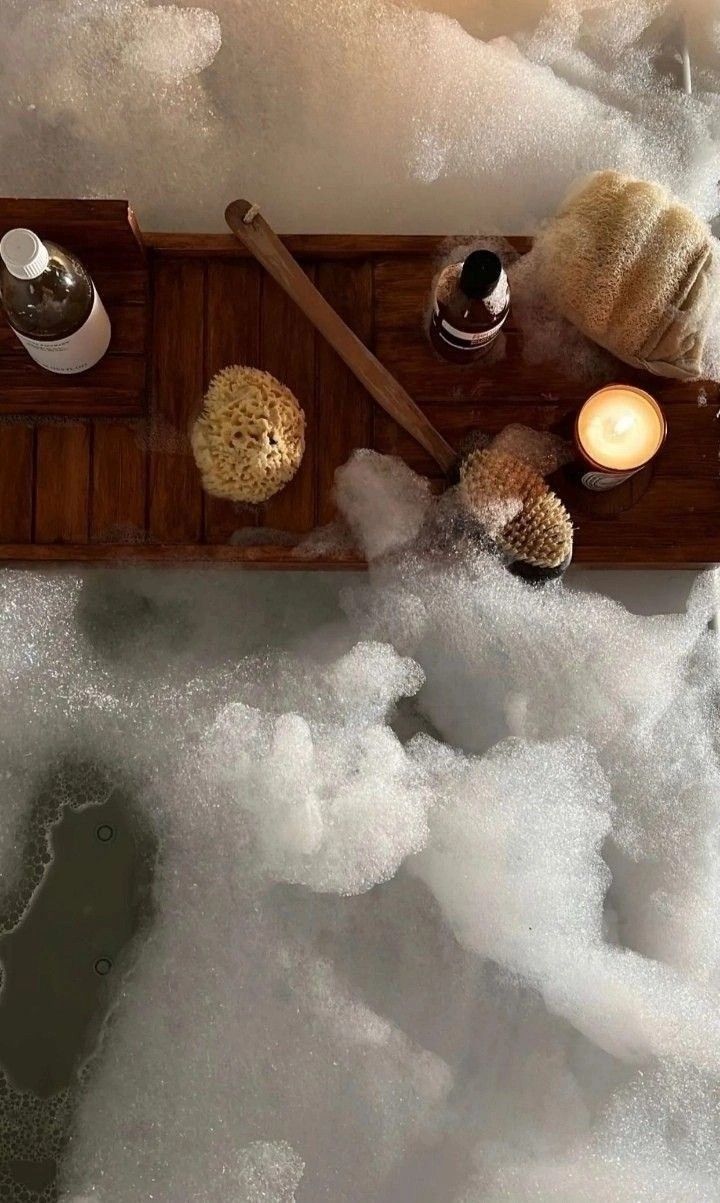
[0, 400, 145, 417]
[0, 197, 135, 220]
[145, 233, 532, 258]
[0, 198, 147, 264]
[0, 543, 715, 568]
[0, 543, 367, 567]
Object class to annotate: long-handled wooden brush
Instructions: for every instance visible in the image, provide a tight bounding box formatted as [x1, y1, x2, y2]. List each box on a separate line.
[225, 200, 573, 578]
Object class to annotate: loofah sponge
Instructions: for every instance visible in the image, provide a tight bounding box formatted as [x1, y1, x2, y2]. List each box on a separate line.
[532, 170, 720, 381]
[459, 445, 573, 579]
[191, 366, 305, 504]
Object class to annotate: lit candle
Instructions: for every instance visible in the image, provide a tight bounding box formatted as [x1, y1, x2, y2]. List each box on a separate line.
[575, 384, 667, 491]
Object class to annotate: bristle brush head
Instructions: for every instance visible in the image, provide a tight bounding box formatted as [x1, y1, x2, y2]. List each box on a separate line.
[459, 448, 573, 580]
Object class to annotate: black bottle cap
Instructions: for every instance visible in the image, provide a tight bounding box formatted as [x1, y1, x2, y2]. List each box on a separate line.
[459, 250, 503, 299]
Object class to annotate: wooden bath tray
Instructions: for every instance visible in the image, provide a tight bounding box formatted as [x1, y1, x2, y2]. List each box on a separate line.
[0, 199, 718, 567]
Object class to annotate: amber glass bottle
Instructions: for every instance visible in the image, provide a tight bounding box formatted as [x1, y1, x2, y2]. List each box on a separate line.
[429, 250, 509, 364]
[0, 228, 111, 373]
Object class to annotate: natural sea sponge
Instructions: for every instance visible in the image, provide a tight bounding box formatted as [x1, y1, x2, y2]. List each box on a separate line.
[531, 170, 720, 381]
[191, 366, 305, 504]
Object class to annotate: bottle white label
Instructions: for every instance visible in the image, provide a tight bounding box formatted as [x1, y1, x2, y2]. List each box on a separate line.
[12, 287, 111, 374]
[581, 467, 639, 491]
[434, 305, 507, 350]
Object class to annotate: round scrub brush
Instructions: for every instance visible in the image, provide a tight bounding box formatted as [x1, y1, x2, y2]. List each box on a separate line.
[191, 365, 305, 504]
[459, 435, 573, 581]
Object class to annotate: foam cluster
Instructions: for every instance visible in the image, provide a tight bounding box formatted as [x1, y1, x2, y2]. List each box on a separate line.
[2, 1, 720, 232]
[1, 451, 720, 1199]
[200, 644, 428, 893]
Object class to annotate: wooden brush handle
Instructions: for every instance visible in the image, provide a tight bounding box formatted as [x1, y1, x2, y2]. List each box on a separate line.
[225, 200, 456, 474]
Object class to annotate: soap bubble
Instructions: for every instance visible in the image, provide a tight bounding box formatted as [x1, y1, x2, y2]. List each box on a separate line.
[2, 0, 720, 232]
[0, 451, 719, 1199]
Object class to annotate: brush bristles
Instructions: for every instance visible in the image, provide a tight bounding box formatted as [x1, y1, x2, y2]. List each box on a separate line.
[459, 449, 573, 571]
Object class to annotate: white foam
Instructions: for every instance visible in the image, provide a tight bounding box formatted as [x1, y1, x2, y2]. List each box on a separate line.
[201, 643, 429, 893]
[2, 1, 720, 232]
[474, 1063, 720, 1201]
[0, 453, 719, 1200]
[124, 4, 222, 83]
[333, 450, 433, 561]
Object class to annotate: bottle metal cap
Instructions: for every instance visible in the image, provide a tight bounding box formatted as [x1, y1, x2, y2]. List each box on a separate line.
[0, 228, 50, 279]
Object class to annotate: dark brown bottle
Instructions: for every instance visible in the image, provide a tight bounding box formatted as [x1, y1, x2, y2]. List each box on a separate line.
[429, 250, 509, 364]
[0, 228, 111, 373]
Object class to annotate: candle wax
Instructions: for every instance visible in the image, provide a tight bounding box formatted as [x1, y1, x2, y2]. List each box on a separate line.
[577, 386, 664, 470]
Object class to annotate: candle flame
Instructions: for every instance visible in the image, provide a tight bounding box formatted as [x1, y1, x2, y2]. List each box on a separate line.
[611, 413, 635, 438]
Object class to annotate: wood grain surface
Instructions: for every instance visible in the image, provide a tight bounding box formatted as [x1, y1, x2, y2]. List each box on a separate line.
[225, 202, 455, 471]
[147, 258, 204, 543]
[315, 260, 374, 524]
[203, 260, 263, 542]
[0, 220, 717, 566]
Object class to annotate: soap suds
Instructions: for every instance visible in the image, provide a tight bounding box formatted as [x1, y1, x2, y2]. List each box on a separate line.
[3, 1, 720, 233]
[0, 454, 717, 1199]
[3, 1, 720, 1191]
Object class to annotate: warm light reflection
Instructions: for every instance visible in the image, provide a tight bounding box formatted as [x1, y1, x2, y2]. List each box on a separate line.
[577, 385, 665, 471]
